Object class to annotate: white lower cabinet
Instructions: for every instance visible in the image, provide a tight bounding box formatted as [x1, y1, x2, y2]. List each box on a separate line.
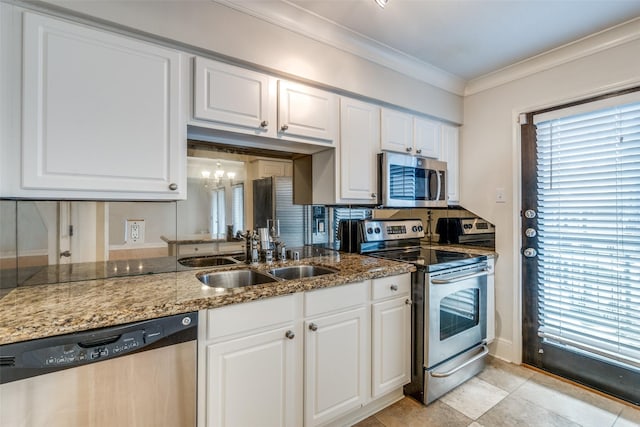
[371, 297, 411, 397]
[304, 307, 368, 426]
[206, 325, 302, 427]
[199, 274, 412, 427]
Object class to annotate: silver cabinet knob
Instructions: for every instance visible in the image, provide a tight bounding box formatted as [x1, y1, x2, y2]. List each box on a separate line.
[60, 250, 71, 258]
[390, 284, 398, 291]
[416, 149, 422, 154]
[285, 330, 295, 340]
[169, 183, 178, 191]
[371, 193, 377, 199]
[309, 323, 318, 331]
[406, 147, 413, 152]
[523, 248, 537, 258]
[260, 120, 269, 128]
[281, 124, 289, 131]
[405, 299, 412, 305]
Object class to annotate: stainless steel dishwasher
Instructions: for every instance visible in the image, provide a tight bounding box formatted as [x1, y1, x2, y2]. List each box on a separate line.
[0, 312, 197, 427]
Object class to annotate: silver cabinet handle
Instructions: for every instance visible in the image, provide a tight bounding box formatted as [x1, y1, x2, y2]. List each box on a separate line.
[390, 284, 398, 291]
[309, 323, 318, 331]
[416, 149, 422, 154]
[405, 299, 412, 305]
[406, 147, 413, 152]
[285, 330, 295, 340]
[169, 183, 178, 191]
[281, 124, 289, 131]
[60, 250, 71, 258]
[260, 120, 269, 128]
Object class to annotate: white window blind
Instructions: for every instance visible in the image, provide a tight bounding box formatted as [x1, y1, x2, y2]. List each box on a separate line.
[231, 184, 244, 235]
[534, 98, 640, 369]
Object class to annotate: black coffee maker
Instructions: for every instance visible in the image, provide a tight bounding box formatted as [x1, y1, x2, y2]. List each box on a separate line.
[337, 219, 363, 253]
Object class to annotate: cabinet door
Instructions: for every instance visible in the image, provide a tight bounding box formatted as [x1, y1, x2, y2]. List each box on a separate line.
[414, 116, 441, 158]
[193, 57, 272, 134]
[206, 325, 302, 427]
[372, 297, 411, 397]
[381, 108, 412, 153]
[304, 307, 368, 426]
[339, 98, 379, 202]
[440, 124, 460, 205]
[21, 13, 184, 199]
[277, 80, 337, 143]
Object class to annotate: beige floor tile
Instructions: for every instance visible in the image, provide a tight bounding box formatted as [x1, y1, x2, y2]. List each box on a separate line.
[439, 377, 509, 420]
[467, 422, 485, 427]
[373, 397, 472, 427]
[511, 372, 624, 427]
[612, 405, 640, 427]
[476, 394, 582, 427]
[477, 356, 534, 393]
[352, 415, 385, 427]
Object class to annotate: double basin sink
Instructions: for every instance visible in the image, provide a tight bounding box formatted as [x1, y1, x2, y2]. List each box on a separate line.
[180, 255, 337, 289]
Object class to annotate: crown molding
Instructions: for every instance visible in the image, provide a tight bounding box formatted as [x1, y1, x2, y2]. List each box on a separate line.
[465, 16, 640, 96]
[214, 0, 466, 96]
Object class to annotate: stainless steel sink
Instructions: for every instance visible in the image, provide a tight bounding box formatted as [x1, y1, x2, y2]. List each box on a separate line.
[179, 255, 241, 268]
[196, 269, 278, 288]
[269, 265, 337, 280]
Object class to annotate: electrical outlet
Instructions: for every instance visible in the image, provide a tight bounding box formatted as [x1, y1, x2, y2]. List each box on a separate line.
[125, 219, 145, 244]
[495, 188, 506, 203]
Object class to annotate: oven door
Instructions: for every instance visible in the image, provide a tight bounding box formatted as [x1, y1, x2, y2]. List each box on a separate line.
[425, 263, 488, 368]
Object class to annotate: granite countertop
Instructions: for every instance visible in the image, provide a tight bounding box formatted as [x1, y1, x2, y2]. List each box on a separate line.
[0, 252, 414, 346]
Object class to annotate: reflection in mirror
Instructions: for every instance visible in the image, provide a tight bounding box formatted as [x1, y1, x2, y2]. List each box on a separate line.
[10, 201, 178, 287]
[0, 200, 18, 294]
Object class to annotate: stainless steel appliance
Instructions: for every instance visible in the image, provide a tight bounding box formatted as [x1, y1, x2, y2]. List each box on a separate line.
[378, 152, 447, 208]
[436, 217, 496, 248]
[0, 312, 198, 426]
[353, 219, 489, 405]
[253, 176, 304, 247]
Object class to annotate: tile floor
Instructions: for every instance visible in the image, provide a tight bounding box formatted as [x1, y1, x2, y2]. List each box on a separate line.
[354, 356, 640, 427]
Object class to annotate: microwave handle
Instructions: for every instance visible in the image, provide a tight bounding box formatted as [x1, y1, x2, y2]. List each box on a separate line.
[436, 171, 442, 201]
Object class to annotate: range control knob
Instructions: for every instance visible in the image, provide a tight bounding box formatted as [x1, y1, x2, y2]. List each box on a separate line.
[367, 227, 373, 234]
[374, 227, 381, 234]
[412, 226, 418, 232]
[417, 225, 423, 232]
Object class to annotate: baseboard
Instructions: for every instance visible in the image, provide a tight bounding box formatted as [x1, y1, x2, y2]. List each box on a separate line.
[323, 388, 404, 427]
[489, 337, 519, 363]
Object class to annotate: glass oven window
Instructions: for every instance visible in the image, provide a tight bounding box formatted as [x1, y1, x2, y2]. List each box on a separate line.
[440, 288, 480, 340]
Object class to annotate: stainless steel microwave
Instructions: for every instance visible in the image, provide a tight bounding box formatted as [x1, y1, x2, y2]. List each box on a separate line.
[378, 152, 447, 208]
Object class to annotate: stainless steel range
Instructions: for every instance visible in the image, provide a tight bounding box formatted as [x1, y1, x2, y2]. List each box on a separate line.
[352, 218, 490, 405]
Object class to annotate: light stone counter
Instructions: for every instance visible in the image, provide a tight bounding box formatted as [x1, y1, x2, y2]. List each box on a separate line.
[0, 252, 414, 345]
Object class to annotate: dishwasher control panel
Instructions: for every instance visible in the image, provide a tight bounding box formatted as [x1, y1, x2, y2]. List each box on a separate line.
[0, 312, 197, 384]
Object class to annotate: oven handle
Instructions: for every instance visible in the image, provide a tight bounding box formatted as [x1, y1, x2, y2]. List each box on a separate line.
[429, 344, 489, 378]
[431, 269, 489, 284]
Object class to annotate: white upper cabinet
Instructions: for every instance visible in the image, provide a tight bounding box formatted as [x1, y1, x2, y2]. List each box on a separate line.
[381, 108, 441, 158]
[440, 124, 460, 205]
[380, 109, 412, 153]
[339, 97, 380, 202]
[19, 12, 185, 199]
[193, 57, 273, 136]
[277, 80, 338, 144]
[414, 116, 441, 158]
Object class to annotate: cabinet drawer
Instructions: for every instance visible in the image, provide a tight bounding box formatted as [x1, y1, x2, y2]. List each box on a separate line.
[206, 294, 297, 341]
[304, 281, 367, 317]
[217, 242, 245, 254]
[372, 274, 411, 301]
[177, 243, 216, 256]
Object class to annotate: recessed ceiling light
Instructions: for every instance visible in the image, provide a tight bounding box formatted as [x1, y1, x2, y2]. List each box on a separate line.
[375, 0, 389, 9]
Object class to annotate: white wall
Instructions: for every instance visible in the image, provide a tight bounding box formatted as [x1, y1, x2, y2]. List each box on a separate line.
[40, 0, 462, 123]
[461, 24, 640, 363]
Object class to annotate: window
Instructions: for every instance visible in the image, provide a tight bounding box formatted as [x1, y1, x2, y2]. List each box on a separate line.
[533, 94, 640, 370]
[231, 184, 244, 235]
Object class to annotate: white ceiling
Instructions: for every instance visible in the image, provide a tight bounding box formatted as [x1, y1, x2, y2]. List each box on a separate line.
[223, 0, 640, 83]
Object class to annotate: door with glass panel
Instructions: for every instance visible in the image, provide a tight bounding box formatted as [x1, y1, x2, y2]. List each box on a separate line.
[521, 90, 640, 405]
